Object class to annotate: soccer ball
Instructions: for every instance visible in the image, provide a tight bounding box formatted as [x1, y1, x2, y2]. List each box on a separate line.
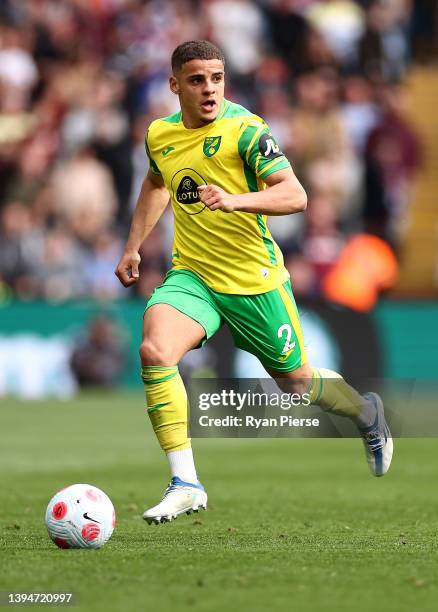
[45, 484, 115, 549]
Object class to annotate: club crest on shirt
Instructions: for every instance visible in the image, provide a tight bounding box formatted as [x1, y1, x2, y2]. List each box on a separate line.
[203, 136, 222, 157]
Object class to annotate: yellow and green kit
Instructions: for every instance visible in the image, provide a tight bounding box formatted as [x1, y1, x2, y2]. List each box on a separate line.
[147, 269, 306, 372]
[145, 99, 307, 372]
[142, 100, 369, 456]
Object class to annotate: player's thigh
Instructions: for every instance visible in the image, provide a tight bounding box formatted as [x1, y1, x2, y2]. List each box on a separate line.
[141, 304, 206, 365]
[141, 270, 222, 365]
[218, 280, 307, 373]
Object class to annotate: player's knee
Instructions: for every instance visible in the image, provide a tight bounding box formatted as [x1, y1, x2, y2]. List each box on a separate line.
[276, 378, 308, 396]
[274, 363, 313, 396]
[139, 338, 175, 366]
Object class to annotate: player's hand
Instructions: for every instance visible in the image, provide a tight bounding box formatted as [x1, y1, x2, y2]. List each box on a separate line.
[115, 250, 141, 287]
[198, 184, 237, 213]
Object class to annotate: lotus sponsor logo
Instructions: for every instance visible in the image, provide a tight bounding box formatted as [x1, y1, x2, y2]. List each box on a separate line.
[171, 168, 207, 215]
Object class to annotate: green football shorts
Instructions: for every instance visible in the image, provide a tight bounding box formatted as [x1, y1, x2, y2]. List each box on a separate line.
[145, 269, 307, 372]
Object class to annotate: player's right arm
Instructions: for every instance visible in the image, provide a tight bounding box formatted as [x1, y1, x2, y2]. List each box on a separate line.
[115, 170, 169, 287]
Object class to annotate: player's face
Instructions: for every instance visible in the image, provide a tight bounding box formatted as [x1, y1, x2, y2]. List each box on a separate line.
[170, 59, 225, 128]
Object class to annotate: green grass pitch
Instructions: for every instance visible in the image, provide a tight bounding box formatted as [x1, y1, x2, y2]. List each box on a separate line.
[1, 392, 437, 612]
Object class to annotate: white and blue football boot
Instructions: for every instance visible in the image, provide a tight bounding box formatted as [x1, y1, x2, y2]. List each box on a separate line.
[359, 392, 393, 476]
[143, 477, 207, 525]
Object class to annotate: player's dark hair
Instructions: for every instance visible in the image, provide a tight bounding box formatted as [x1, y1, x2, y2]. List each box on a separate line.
[171, 40, 225, 72]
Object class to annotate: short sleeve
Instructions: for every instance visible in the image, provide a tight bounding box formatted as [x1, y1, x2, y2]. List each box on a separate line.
[145, 129, 161, 176]
[238, 119, 291, 180]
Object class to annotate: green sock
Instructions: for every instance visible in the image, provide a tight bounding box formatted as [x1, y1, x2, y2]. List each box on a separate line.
[309, 367, 366, 419]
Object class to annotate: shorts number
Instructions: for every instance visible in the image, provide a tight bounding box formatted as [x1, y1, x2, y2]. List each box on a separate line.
[278, 323, 295, 355]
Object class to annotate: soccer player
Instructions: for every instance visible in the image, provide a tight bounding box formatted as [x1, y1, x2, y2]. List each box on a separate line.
[115, 41, 393, 524]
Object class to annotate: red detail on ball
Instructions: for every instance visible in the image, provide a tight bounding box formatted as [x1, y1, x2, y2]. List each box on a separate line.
[82, 523, 101, 542]
[52, 501, 67, 520]
[85, 488, 101, 502]
[112, 510, 116, 528]
[54, 537, 70, 549]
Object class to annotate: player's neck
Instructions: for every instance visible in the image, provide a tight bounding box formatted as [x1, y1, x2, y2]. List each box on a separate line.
[181, 112, 215, 130]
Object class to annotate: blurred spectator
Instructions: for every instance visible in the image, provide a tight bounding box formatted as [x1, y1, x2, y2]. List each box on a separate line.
[70, 316, 125, 387]
[206, 0, 264, 76]
[322, 234, 399, 311]
[364, 79, 422, 246]
[285, 253, 319, 297]
[286, 66, 361, 222]
[306, 0, 365, 66]
[341, 73, 379, 154]
[301, 192, 346, 285]
[0, 201, 44, 298]
[36, 227, 88, 301]
[83, 231, 125, 300]
[262, 1, 336, 74]
[50, 147, 117, 244]
[0, 25, 38, 110]
[358, 0, 411, 80]
[263, 1, 313, 74]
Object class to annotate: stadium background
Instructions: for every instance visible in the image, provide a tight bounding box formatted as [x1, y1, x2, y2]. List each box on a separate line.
[1, 0, 438, 396]
[1, 2, 438, 611]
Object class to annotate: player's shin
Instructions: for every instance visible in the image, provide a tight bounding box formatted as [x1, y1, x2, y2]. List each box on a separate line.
[309, 367, 375, 427]
[141, 365, 198, 483]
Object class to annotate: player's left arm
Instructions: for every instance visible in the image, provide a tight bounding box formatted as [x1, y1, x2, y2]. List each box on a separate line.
[198, 167, 307, 215]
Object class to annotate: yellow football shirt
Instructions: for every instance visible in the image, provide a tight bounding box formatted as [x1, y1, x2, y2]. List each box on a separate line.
[145, 99, 291, 294]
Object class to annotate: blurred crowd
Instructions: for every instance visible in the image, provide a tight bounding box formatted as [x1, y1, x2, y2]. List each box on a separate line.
[0, 0, 434, 308]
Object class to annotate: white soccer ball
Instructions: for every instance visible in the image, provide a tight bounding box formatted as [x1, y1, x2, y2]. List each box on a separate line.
[45, 484, 115, 549]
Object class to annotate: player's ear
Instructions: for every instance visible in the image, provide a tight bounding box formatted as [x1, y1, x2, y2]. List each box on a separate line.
[169, 75, 179, 95]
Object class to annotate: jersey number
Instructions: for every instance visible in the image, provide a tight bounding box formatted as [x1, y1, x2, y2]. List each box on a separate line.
[277, 324, 295, 355]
